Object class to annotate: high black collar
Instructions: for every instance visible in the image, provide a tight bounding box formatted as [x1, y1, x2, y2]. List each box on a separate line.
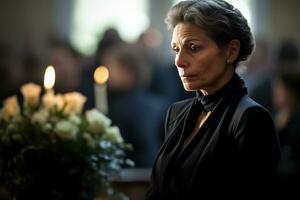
[196, 73, 247, 112]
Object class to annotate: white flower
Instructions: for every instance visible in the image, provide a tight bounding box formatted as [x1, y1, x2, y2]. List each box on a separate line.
[86, 109, 111, 135]
[32, 109, 49, 124]
[68, 114, 81, 125]
[104, 126, 123, 143]
[55, 120, 78, 140]
[83, 133, 96, 148]
[63, 92, 86, 115]
[20, 82, 41, 108]
[42, 92, 64, 111]
[0, 96, 20, 121]
[42, 123, 53, 133]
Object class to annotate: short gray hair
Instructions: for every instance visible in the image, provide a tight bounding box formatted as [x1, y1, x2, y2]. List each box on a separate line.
[165, 0, 255, 64]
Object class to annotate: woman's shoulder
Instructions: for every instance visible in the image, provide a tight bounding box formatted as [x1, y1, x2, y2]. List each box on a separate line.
[165, 97, 195, 124]
[171, 97, 196, 112]
[167, 97, 196, 120]
[229, 95, 274, 133]
[237, 96, 272, 117]
[164, 97, 196, 139]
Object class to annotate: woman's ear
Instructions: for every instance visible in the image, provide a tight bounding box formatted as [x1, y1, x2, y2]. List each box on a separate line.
[226, 39, 240, 64]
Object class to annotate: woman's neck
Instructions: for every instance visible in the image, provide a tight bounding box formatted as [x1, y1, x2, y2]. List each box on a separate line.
[200, 69, 235, 96]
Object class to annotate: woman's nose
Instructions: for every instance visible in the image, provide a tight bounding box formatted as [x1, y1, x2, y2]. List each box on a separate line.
[175, 51, 188, 68]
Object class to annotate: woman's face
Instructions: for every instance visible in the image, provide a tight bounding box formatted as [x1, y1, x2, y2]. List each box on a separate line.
[171, 23, 234, 94]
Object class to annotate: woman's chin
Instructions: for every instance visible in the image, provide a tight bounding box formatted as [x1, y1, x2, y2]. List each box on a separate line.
[183, 83, 198, 91]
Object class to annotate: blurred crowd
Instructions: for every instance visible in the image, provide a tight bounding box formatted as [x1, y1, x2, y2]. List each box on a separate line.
[0, 27, 300, 185]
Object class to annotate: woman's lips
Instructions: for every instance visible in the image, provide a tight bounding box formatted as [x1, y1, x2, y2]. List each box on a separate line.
[181, 75, 198, 82]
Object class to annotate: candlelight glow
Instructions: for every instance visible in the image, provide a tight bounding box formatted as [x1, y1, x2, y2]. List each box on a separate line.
[44, 65, 55, 90]
[94, 66, 109, 84]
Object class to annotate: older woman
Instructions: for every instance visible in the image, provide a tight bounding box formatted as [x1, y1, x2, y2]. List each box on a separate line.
[146, 0, 280, 199]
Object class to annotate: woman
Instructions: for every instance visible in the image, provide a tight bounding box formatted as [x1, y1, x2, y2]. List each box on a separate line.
[146, 0, 281, 199]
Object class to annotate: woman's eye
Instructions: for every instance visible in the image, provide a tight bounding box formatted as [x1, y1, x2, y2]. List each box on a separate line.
[190, 44, 200, 52]
[172, 47, 179, 53]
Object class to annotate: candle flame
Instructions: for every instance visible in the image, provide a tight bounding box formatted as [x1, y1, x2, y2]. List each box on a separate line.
[94, 66, 109, 84]
[44, 65, 55, 90]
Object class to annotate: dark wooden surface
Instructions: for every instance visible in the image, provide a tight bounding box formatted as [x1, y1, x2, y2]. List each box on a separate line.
[110, 168, 151, 200]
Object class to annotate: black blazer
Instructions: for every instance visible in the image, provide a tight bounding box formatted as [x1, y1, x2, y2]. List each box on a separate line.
[147, 76, 281, 199]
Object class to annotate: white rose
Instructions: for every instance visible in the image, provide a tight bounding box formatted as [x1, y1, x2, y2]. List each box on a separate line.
[104, 126, 123, 143]
[20, 82, 41, 108]
[55, 120, 78, 140]
[42, 92, 64, 111]
[32, 109, 49, 124]
[68, 114, 81, 125]
[85, 109, 111, 135]
[83, 133, 96, 148]
[0, 96, 20, 121]
[63, 92, 86, 115]
[42, 123, 53, 132]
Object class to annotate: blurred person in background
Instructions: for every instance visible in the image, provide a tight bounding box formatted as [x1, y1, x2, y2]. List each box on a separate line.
[276, 39, 299, 62]
[94, 28, 125, 67]
[273, 63, 300, 192]
[82, 28, 125, 109]
[250, 39, 300, 114]
[47, 38, 83, 93]
[46, 38, 104, 114]
[102, 43, 170, 168]
[0, 43, 23, 102]
[240, 38, 274, 112]
[242, 39, 271, 93]
[20, 36, 46, 87]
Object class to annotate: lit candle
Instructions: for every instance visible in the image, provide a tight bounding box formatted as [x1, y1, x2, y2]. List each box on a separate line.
[94, 66, 109, 115]
[42, 65, 62, 110]
[44, 65, 55, 93]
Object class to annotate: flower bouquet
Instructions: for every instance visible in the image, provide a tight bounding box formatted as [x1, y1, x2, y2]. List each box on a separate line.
[0, 83, 134, 200]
